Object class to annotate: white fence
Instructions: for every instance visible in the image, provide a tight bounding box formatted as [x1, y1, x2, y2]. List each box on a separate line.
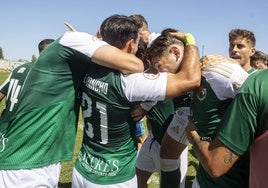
[0, 59, 26, 71]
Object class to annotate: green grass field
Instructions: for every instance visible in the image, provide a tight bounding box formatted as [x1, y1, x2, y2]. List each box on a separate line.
[0, 71, 198, 188]
[0, 71, 9, 114]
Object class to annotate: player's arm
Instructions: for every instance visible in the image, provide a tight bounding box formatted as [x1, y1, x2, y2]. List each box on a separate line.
[186, 118, 240, 178]
[92, 45, 144, 74]
[201, 54, 239, 70]
[165, 34, 201, 98]
[60, 31, 144, 74]
[0, 92, 5, 102]
[130, 104, 149, 122]
[64, 23, 144, 74]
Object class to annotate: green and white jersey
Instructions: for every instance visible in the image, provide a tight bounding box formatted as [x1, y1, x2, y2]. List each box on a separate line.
[191, 76, 233, 138]
[192, 62, 248, 139]
[217, 70, 268, 188]
[75, 64, 167, 185]
[218, 69, 268, 155]
[0, 62, 33, 114]
[0, 31, 107, 170]
[191, 62, 249, 188]
[146, 99, 174, 144]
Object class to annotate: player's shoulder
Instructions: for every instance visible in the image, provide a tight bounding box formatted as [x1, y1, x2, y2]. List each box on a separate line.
[204, 61, 247, 79]
[11, 62, 32, 74]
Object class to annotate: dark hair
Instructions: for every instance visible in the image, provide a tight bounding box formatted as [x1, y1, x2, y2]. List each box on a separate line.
[161, 28, 179, 35]
[250, 50, 268, 63]
[136, 41, 147, 59]
[160, 28, 184, 44]
[38, 39, 55, 53]
[144, 34, 184, 67]
[229, 29, 256, 47]
[129, 14, 148, 30]
[100, 14, 139, 49]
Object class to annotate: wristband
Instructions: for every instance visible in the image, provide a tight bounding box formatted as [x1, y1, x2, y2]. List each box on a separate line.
[200, 136, 212, 142]
[184, 33, 195, 46]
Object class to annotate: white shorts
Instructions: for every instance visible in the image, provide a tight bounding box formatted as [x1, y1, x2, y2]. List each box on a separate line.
[166, 107, 190, 145]
[136, 131, 161, 173]
[180, 145, 189, 187]
[0, 163, 61, 188]
[71, 168, 137, 188]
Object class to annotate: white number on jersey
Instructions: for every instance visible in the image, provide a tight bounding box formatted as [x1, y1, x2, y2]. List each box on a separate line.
[6, 79, 21, 112]
[82, 92, 108, 144]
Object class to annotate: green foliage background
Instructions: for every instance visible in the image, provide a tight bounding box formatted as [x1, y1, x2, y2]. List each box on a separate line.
[0, 47, 4, 59]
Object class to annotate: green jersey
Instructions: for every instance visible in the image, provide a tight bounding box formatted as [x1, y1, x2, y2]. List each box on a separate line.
[191, 76, 233, 139]
[217, 70, 268, 188]
[0, 62, 33, 115]
[173, 92, 192, 109]
[247, 67, 257, 74]
[75, 64, 167, 185]
[0, 32, 107, 170]
[191, 62, 249, 188]
[146, 99, 174, 144]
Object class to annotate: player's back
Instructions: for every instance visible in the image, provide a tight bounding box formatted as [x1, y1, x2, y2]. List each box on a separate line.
[75, 63, 138, 184]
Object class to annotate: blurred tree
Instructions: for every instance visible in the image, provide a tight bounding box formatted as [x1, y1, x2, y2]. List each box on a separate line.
[31, 54, 37, 62]
[0, 47, 4, 59]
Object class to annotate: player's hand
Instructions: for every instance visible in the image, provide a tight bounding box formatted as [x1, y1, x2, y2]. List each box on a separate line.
[169, 32, 195, 46]
[201, 54, 238, 70]
[131, 105, 147, 122]
[64, 22, 76, 32]
[186, 116, 199, 144]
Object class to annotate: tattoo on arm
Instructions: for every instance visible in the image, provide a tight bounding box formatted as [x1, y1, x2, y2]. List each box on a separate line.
[223, 148, 235, 164]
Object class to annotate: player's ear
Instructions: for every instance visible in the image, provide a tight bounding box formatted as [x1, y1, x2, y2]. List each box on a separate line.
[250, 47, 256, 57]
[126, 39, 134, 54]
[170, 46, 180, 61]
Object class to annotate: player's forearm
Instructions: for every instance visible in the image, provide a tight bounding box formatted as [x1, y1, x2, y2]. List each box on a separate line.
[179, 33, 201, 88]
[190, 133, 216, 177]
[190, 132, 238, 178]
[181, 44, 201, 87]
[92, 45, 144, 74]
[0, 92, 5, 102]
[165, 45, 200, 98]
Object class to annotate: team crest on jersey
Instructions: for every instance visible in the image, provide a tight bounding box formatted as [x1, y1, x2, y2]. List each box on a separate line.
[176, 108, 183, 116]
[143, 72, 160, 80]
[171, 126, 180, 134]
[196, 86, 207, 101]
[233, 82, 241, 93]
